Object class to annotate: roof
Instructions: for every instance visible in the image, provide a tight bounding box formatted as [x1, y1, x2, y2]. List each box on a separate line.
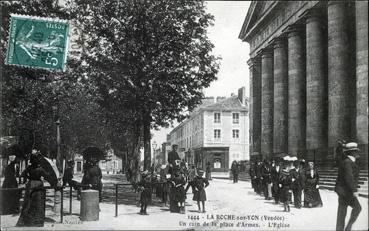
[202, 95, 247, 111]
[168, 95, 248, 136]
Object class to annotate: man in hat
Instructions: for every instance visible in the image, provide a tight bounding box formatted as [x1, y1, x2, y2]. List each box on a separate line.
[335, 142, 362, 231]
[63, 160, 76, 188]
[168, 144, 180, 175]
[290, 160, 305, 208]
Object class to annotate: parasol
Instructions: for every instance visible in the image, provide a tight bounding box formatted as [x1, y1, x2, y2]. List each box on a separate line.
[275, 153, 288, 158]
[82, 147, 105, 161]
[283, 155, 292, 161]
[290, 156, 298, 161]
[38, 155, 60, 187]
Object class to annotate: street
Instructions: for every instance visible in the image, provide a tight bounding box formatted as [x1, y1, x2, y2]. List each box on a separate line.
[1, 175, 368, 230]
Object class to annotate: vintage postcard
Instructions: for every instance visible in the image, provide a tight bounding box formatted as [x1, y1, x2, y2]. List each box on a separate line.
[0, 1, 368, 231]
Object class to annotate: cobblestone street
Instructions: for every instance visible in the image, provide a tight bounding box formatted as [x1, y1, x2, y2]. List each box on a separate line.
[1, 175, 368, 230]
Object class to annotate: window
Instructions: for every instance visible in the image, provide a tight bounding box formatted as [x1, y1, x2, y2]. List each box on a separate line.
[232, 129, 239, 139]
[214, 112, 221, 123]
[233, 113, 239, 124]
[214, 129, 221, 139]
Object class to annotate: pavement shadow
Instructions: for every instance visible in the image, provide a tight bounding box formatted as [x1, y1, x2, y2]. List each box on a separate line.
[100, 184, 165, 208]
[269, 210, 288, 213]
[44, 217, 56, 223]
[188, 209, 200, 213]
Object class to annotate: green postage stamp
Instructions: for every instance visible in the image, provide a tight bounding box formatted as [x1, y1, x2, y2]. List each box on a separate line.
[5, 14, 69, 71]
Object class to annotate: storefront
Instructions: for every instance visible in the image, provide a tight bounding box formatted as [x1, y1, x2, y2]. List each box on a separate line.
[194, 147, 229, 172]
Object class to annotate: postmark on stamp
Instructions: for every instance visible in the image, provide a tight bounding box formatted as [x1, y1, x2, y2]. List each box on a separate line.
[5, 14, 69, 71]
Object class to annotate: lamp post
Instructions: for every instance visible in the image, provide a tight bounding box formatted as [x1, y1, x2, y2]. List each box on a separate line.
[52, 105, 62, 213]
[152, 141, 157, 168]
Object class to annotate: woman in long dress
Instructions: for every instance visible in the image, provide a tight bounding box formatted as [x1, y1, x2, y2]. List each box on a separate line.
[16, 153, 50, 227]
[1, 155, 20, 215]
[304, 162, 323, 208]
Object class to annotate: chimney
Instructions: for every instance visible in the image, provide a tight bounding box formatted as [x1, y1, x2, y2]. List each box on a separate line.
[216, 96, 226, 102]
[238, 87, 246, 106]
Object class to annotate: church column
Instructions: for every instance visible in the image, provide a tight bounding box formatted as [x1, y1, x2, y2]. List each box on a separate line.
[261, 49, 274, 159]
[248, 57, 262, 157]
[327, 1, 352, 149]
[287, 24, 306, 157]
[305, 10, 328, 158]
[355, 1, 368, 156]
[272, 37, 288, 154]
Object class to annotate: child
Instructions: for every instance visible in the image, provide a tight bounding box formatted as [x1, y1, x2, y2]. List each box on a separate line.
[193, 170, 209, 213]
[138, 171, 151, 215]
[171, 169, 186, 214]
[185, 165, 197, 193]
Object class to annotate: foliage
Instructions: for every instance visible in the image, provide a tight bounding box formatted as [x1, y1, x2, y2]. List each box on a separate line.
[1, 0, 219, 177]
[72, 0, 220, 170]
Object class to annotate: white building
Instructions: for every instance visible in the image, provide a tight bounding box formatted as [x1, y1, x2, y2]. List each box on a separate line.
[168, 87, 249, 172]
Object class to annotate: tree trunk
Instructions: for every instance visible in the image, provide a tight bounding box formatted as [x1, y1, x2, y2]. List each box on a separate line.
[127, 123, 142, 183]
[143, 117, 151, 171]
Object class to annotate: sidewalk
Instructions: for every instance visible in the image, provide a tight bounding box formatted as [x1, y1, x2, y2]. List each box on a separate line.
[1, 178, 368, 230]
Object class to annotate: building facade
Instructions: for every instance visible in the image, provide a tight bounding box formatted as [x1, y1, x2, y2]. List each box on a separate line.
[168, 87, 249, 172]
[239, 1, 368, 165]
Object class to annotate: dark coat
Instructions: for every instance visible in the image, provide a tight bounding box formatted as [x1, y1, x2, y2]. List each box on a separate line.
[1, 162, 20, 215]
[271, 165, 280, 183]
[255, 164, 262, 178]
[170, 175, 186, 202]
[335, 157, 359, 198]
[138, 177, 152, 204]
[279, 169, 292, 203]
[304, 169, 322, 207]
[192, 176, 209, 201]
[261, 164, 272, 184]
[231, 163, 239, 175]
[16, 165, 49, 227]
[2, 162, 18, 188]
[63, 167, 74, 187]
[249, 165, 256, 178]
[168, 151, 180, 166]
[290, 168, 305, 190]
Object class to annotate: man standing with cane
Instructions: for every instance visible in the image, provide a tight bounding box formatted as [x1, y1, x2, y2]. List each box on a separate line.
[335, 142, 362, 231]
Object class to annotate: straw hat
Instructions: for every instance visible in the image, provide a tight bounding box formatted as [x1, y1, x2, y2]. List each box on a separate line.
[343, 142, 360, 152]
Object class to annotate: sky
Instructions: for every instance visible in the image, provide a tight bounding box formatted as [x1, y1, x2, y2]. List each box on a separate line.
[151, 1, 251, 149]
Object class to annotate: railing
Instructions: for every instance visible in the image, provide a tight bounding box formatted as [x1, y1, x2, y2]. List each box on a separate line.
[113, 182, 169, 217]
[1, 181, 171, 223]
[0, 186, 64, 222]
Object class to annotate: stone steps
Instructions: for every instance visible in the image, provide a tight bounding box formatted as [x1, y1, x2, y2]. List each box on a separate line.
[318, 167, 368, 198]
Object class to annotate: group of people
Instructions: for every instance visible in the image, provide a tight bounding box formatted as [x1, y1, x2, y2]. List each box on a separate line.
[249, 157, 322, 212]
[0, 149, 104, 227]
[1, 141, 364, 230]
[137, 144, 210, 215]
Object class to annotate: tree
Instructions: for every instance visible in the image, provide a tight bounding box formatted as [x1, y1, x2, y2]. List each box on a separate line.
[72, 0, 220, 171]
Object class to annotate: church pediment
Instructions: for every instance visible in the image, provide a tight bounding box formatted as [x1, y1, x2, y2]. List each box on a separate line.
[239, 1, 277, 42]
